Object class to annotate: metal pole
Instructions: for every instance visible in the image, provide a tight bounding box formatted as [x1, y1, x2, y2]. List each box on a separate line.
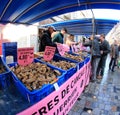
[91, 9, 95, 37]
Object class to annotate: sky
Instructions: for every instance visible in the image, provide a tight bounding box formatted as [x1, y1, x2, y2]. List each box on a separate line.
[53, 9, 120, 21]
[81, 9, 120, 20]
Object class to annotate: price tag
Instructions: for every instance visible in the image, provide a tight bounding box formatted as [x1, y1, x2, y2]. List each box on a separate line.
[77, 64, 79, 71]
[53, 83, 59, 91]
[57, 43, 69, 56]
[71, 45, 78, 52]
[62, 44, 70, 52]
[18, 47, 34, 66]
[43, 46, 56, 61]
[74, 45, 78, 52]
[71, 45, 75, 52]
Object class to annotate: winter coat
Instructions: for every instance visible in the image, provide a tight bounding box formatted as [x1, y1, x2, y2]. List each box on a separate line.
[83, 37, 101, 57]
[100, 39, 110, 56]
[110, 44, 119, 58]
[39, 30, 56, 51]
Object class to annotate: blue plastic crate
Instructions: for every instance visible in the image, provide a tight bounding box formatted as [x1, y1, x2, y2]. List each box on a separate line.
[55, 53, 85, 70]
[0, 57, 11, 89]
[0, 72, 11, 89]
[8, 60, 66, 103]
[36, 55, 78, 82]
[57, 74, 66, 86]
[2, 42, 17, 63]
[53, 55, 78, 78]
[84, 57, 91, 64]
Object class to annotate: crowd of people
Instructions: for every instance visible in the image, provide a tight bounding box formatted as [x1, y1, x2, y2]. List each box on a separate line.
[83, 34, 120, 82]
[38, 26, 120, 83]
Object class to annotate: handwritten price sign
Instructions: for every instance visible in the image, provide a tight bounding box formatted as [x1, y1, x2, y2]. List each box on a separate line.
[18, 47, 34, 66]
[43, 46, 56, 61]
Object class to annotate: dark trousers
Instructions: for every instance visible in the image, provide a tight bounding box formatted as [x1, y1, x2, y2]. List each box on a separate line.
[97, 55, 107, 76]
[109, 57, 117, 71]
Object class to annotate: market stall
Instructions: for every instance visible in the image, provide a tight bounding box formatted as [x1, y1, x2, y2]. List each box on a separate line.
[0, 1, 119, 115]
[0, 42, 91, 115]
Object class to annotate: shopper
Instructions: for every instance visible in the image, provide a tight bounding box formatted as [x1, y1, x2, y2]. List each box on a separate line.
[97, 34, 110, 79]
[52, 27, 67, 44]
[118, 44, 120, 57]
[109, 40, 119, 72]
[39, 26, 57, 51]
[83, 35, 101, 82]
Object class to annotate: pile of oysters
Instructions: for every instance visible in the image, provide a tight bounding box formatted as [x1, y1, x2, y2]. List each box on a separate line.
[10, 62, 61, 91]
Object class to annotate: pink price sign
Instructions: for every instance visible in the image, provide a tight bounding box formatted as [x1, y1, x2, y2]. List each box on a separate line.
[57, 43, 69, 56]
[17, 66, 89, 115]
[71, 45, 78, 52]
[62, 44, 70, 52]
[43, 46, 56, 61]
[17, 47, 34, 66]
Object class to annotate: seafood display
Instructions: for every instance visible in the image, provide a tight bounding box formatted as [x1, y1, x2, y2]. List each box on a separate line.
[10, 62, 61, 91]
[0, 63, 6, 73]
[75, 51, 88, 57]
[41, 59, 76, 70]
[34, 52, 44, 58]
[63, 53, 83, 62]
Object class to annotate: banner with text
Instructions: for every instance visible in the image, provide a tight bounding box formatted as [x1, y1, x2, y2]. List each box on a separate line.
[86, 61, 91, 86]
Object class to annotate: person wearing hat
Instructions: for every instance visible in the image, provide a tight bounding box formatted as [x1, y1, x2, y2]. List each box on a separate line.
[52, 27, 67, 44]
[39, 26, 57, 51]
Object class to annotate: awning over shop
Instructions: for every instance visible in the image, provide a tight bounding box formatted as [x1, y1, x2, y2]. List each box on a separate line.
[0, 0, 120, 24]
[40, 19, 119, 35]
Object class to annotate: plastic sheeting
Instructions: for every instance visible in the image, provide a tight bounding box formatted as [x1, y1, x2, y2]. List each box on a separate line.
[41, 19, 119, 35]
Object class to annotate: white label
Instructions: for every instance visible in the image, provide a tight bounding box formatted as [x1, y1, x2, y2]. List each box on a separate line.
[53, 83, 59, 91]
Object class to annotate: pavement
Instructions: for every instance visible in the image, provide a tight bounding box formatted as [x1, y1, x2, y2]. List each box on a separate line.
[68, 57, 120, 115]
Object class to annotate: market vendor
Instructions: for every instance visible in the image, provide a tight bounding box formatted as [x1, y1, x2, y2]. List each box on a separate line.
[52, 27, 68, 44]
[66, 34, 76, 46]
[39, 26, 57, 52]
[65, 34, 78, 52]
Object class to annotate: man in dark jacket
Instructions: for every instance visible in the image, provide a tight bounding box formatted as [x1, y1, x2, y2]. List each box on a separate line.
[39, 26, 57, 52]
[84, 35, 101, 82]
[97, 34, 110, 79]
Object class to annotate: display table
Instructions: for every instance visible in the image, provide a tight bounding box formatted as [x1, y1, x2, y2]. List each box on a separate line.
[0, 52, 91, 115]
[17, 58, 91, 115]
